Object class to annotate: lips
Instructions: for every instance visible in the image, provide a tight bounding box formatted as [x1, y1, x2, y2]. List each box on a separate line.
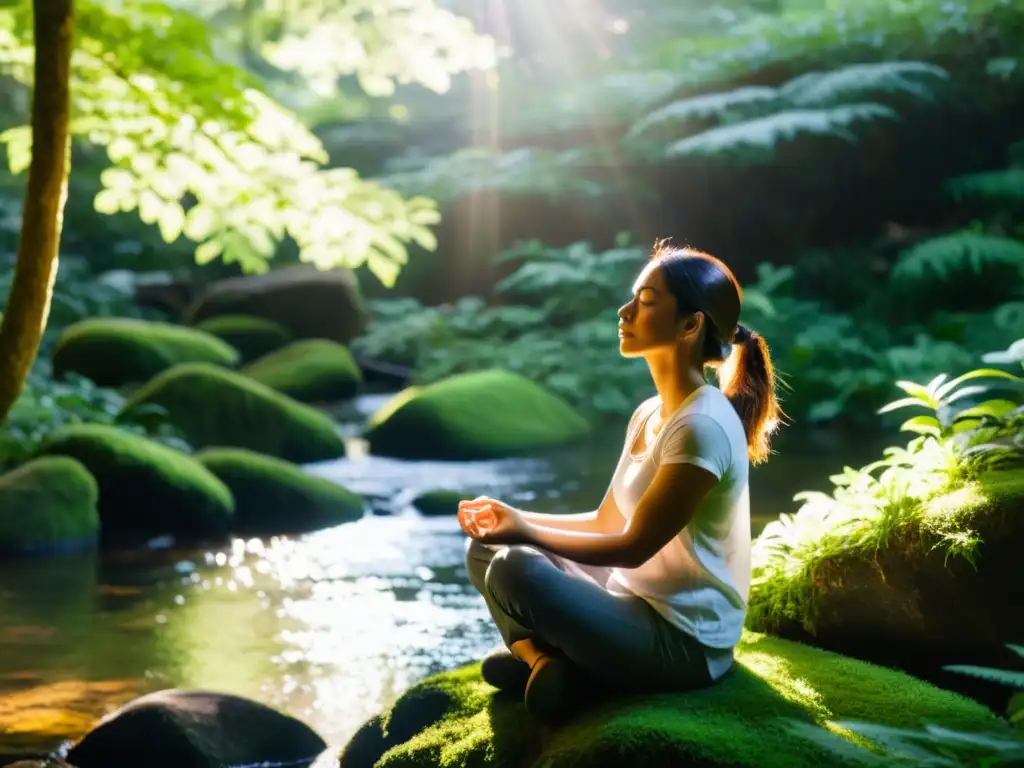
[618, 327, 633, 337]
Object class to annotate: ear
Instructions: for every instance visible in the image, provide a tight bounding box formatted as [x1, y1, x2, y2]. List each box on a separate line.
[678, 310, 704, 337]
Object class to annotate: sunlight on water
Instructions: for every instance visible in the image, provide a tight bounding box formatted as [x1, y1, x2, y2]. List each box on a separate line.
[144, 514, 501, 746]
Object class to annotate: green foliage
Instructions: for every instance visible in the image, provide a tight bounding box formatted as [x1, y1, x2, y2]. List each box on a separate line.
[749, 339, 1024, 631]
[665, 103, 896, 162]
[0, 0, 464, 286]
[175, 0, 496, 99]
[628, 61, 946, 163]
[892, 232, 1024, 285]
[352, 239, 654, 418]
[945, 169, 1024, 206]
[354, 234, 1024, 426]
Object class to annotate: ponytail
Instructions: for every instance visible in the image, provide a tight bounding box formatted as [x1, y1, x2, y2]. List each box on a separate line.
[716, 323, 781, 464]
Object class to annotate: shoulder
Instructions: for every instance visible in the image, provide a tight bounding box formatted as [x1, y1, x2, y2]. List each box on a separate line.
[657, 390, 740, 478]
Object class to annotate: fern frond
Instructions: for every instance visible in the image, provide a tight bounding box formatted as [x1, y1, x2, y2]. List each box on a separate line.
[943, 169, 1024, 205]
[665, 104, 896, 162]
[779, 61, 949, 109]
[627, 86, 779, 140]
[942, 664, 1024, 689]
[892, 233, 1024, 283]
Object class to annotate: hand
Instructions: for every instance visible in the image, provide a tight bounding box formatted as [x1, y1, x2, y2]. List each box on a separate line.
[458, 496, 524, 544]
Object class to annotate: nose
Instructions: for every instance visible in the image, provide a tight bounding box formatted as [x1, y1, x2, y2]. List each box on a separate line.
[618, 300, 633, 321]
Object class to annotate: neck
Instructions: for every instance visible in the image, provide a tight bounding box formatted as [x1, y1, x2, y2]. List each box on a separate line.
[645, 346, 706, 416]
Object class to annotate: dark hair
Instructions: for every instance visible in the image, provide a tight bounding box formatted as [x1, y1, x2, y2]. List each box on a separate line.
[651, 240, 782, 464]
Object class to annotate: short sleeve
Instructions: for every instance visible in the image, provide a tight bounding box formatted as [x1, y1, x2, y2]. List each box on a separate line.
[656, 413, 732, 479]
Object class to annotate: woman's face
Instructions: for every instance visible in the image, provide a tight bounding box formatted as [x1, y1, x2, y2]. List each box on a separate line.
[617, 261, 701, 358]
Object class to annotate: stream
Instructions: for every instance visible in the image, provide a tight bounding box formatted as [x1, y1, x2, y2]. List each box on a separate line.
[0, 394, 893, 756]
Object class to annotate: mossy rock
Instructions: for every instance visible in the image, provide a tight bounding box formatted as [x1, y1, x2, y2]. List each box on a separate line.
[411, 490, 463, 517]
[195, 448, 364, 534]
[242, 339, 363, 403]
[185, 266, 365, 344]
[35, 425, 233, 539]
[364, 370, 590, 460]
[52, 317, 240, 387]
[747, 470, 1024, 687]
[123, 363, 344, 463]
[0, 457, 100, 554]
[337, 632, 1004, 768]
[193, 314, 294, 363]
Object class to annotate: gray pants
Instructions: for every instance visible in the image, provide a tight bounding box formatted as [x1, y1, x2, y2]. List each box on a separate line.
[465, 539, 713, 693]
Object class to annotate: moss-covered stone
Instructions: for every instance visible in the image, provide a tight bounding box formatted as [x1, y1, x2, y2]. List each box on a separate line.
[123, 363, 344, 463]
[747, 471, 1024, 686]
[364, 370, 590, 460]
[195, 448, 364, 534]
[185, 265, 365, 344]
[35, 425, 233, 539]
[193, 314, 294, 363]
[242, 339, 363, 403]
[0, 457, 100, 554]
[412, 490, 463, 517]
[338, 632, 1005, 768]
[52, 317, 240, 387]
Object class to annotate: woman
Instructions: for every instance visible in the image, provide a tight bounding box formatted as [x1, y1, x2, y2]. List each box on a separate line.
[458, 242, 781, 721]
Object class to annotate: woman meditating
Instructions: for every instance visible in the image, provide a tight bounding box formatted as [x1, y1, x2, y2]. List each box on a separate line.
[459, 242, 782, 721]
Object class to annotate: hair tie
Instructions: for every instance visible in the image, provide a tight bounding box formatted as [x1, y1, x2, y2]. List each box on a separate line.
[733, 323, 753, 344]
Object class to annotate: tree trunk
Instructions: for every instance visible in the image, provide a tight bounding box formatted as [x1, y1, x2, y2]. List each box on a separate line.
[0, 0, 74, 423]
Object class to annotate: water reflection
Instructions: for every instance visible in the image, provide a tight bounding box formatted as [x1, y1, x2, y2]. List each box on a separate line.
[0, 514, 500, 752]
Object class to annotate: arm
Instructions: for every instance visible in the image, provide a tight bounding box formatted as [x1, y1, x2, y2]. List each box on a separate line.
[517, 461, 719, 568]
[517, 485, 624, 534]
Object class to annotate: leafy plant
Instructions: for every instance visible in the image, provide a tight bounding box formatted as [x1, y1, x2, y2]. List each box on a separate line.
[0, 0, 496, 285]
[749, 338, 1024, 630]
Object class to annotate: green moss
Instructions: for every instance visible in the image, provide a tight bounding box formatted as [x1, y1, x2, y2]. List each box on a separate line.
[339, 632, 1004, 768]
[412, 490, 463, 517]
[52, 317, 240, 387]
[364, 369, 590, 460]
[747, 470, 1024, 634]
[195, 447, 364, 534]
[35, 425, 233, 538]
[185, 265, 366, 344]
[0, 456, 100, 553]
[194, 314, 294, 363]
[242, 339, 363, 403]
[123, 363, 344, 463]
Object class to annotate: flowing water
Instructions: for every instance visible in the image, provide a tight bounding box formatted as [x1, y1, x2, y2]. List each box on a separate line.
[0, 394, 893, 757]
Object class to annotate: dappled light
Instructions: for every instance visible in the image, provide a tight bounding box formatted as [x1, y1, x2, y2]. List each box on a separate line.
[1, 0, 1023, 766]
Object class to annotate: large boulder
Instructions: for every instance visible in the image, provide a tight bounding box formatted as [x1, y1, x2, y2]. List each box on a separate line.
[337, 631, 1004, 768]
[66, 690, 327, 768]
[747, 470, 1024, 693]
[193, 314, 294, 363]
[52, 318, 239, 387]
[242, 339, 363, 403]
[0, 457, 100, 554]
[186, 266, 365, 344]
[195, 448, 364, 534]
[123, 363, 345, 463]
[364, 369, 590, 460]
[35, 425, 233, 539]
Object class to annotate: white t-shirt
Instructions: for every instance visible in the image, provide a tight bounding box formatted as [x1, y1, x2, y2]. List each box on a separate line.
[606, 384, 751, 679]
